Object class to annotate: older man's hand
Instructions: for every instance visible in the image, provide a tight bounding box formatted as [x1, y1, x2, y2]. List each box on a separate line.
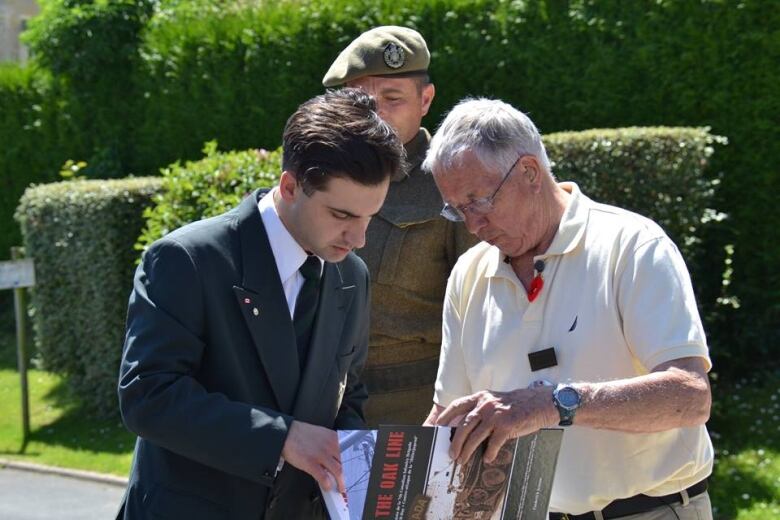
[435, 386, 558, 464]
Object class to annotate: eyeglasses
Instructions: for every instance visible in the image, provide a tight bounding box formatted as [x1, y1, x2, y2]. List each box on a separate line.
[440, 156, 521, 222]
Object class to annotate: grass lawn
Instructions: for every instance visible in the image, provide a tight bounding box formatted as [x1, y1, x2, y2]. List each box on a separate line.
[708, 373, 780, 519]
[0, 301, 134, 476]
[0, 301, 777, 516]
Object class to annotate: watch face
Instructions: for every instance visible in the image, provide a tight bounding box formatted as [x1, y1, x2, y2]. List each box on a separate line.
[557, 387, 580, 409]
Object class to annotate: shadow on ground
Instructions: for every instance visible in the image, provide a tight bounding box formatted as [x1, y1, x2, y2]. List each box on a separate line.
[31, 377, 132, 455]
[0, 407, 132, 457]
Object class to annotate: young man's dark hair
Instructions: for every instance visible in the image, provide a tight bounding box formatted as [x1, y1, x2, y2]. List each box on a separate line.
[282, 88, 405, 195]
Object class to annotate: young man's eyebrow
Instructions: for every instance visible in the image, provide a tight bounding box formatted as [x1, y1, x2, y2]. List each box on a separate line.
[328, 205, 381, 218]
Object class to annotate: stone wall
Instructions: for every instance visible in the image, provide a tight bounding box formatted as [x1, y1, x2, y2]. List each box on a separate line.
[0, 0, 39, 63]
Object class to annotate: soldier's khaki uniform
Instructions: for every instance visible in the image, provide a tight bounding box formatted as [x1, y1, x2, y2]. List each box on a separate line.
[324, 26, 477, 425]
[355, 128, 476, 425]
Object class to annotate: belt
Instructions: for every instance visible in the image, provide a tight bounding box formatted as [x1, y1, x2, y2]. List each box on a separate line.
[549, 479, 708, 520]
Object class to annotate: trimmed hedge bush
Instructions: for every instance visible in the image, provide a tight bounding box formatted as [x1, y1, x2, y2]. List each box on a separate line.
[15, 177, 163, 416]
[136, 141, 281, 253]
[546, 127, 726, 275]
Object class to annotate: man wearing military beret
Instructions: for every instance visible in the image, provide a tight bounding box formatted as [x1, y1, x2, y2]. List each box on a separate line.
[323, 26, 477, 426]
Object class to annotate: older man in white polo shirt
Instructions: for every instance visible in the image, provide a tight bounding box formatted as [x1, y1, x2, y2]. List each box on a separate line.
[422, 98, 713, 520]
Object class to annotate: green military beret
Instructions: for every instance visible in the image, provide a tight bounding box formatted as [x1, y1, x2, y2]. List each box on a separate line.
[322, 26, 430, 87]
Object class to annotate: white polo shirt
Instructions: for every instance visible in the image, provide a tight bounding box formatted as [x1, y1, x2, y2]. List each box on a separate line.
[434, 182, 713, 514]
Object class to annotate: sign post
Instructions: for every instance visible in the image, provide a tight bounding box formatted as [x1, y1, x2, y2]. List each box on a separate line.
[0, 248, 36, 442]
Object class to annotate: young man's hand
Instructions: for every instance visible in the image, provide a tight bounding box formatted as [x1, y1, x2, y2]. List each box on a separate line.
[281, 420, 345, 494]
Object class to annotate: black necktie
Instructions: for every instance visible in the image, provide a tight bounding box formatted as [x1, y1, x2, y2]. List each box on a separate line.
[293, 255, 321, 370]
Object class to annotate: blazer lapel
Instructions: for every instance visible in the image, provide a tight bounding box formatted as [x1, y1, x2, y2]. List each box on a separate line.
[232, 190, 300, 414]
[293, 262, 354, 419]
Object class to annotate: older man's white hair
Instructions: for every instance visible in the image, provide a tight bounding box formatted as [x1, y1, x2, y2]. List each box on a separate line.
[423, 98, 551, 178]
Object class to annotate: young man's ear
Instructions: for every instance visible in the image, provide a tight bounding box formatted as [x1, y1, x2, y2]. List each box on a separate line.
[278, 170, 300, 201]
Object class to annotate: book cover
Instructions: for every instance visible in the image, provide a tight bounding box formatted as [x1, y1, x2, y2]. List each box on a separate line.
[321, 426, 562, 520]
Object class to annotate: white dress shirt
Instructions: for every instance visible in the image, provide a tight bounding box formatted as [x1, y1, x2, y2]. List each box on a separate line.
[258, 188, 323, 317]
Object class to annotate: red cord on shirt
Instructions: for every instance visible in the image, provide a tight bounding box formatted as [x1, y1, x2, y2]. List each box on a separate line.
[528, 274, 544, 302]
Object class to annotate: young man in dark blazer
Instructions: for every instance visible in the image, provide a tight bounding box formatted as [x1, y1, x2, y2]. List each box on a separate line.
[117, 88, 404, 519]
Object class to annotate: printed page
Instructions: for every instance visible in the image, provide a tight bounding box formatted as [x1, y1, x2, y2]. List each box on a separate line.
[321, 429, 378, 520]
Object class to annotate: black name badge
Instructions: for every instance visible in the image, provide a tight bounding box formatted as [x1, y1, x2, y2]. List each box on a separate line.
[528, 347, 557, 372]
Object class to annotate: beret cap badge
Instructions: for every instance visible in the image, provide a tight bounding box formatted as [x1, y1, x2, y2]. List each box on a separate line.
[383, 42, 405, 69]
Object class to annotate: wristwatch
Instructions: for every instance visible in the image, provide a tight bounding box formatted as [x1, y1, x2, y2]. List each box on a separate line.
[552, 384, 582, 426]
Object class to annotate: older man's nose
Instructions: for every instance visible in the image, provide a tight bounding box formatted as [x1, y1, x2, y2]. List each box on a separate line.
[463, 212, 488, 235]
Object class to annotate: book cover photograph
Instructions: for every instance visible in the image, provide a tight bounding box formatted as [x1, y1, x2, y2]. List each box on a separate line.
[322, 429, 379, 520]
[321, 426, 562, 520]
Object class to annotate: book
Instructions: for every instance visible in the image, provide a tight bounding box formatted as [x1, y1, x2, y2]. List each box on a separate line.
[321, 426, 562, 520]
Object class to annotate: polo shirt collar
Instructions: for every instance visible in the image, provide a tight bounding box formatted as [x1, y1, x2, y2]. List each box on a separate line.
[544, 181, 589, 257]
[484, 181, 589, 279]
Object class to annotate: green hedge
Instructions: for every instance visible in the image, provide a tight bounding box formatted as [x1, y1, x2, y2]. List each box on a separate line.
[14, 177, 163, 416]
[0, 0, 153, 265]
[0, 64, 65, 261]
[136, 141, 281, 253]
[22, 0, 153, 178]
[5, 0, 777, 376]
[546, 127, 727, 277]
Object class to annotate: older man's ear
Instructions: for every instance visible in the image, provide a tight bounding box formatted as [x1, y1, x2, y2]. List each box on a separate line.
[517, 155, 544, 193]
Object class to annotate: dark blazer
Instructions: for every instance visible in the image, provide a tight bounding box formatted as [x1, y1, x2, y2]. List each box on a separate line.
[117, 190, 370, 519]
